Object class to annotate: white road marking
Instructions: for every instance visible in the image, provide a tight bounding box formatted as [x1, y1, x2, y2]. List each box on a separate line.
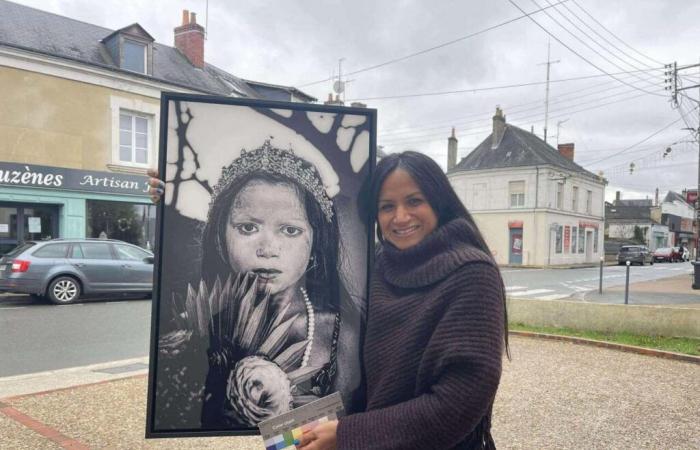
[537, 293, 571, 301]
[505, 286, 527, 292]
[509, 289, 554, 297]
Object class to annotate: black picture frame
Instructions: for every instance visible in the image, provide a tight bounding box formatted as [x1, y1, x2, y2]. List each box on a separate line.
[146, 93, 376, 438]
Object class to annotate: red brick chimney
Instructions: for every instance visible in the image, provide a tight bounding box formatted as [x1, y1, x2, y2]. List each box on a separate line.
[557, 143, 575, 161]
[174, 10, 205, 69]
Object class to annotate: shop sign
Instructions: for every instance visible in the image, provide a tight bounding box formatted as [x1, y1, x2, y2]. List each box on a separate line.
[578, 221, 599, 230]
[0, 162, 149, 197]
[508, 220, 523, 228]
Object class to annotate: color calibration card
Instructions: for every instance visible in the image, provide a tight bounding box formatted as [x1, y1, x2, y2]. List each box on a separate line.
[258, 392, 345, 450]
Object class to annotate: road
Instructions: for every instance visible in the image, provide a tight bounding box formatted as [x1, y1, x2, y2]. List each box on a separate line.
[0, 296, 151, 377]
[0, 262, 695, 377]
[501, 261, 693, 300]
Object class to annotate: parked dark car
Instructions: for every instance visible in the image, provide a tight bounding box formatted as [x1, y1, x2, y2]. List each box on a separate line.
[653, 247, 680, 263]
[0, 239, 153, 304]
[617, 245, 654, 265]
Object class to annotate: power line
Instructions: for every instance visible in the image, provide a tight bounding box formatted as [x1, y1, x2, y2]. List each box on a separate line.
[581, 109, 697, 167]
[381, 82, 653, 141]
[570, 0, 663, 67]
[297, 0, 574, 87]
[540, 0, 661, 88]
[378, 73, 657, 136]
[507, 0, 666, 97]
[347, 67, 663, 101]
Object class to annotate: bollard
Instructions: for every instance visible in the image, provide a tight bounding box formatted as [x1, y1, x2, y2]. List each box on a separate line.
[598, 256, 604, 294]
[624, 260, 630, 304]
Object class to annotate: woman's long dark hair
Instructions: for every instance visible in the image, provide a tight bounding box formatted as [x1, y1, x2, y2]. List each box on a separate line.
[201, 171, 341, 313]
[360, 151, 510, 358]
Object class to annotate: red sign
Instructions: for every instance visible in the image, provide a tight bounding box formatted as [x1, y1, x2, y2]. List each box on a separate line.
[578, 221, 599, 230]
[564, 226, 570, 253]
[509, 220, 523, 228]
[686, 190, 698, 206]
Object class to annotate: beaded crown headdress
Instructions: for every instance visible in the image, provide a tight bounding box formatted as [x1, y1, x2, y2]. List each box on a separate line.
[210, 140, 334, 222]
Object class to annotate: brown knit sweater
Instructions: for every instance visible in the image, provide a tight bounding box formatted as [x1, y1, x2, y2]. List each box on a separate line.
[337, 218, 505, 449]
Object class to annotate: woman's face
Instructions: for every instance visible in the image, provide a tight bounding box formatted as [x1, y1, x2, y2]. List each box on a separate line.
[225, 179, 313, 296]
[377, 168, 438, 250]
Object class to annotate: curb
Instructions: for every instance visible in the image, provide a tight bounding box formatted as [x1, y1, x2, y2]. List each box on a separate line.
[510, 330, 700, 365]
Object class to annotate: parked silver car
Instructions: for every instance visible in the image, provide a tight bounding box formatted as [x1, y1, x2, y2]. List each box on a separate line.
[616, 245, 654, 266]
[0, 238, 153, 304]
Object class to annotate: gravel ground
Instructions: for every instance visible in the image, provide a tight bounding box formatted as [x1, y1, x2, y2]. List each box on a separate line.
[2, 335, 698, 449]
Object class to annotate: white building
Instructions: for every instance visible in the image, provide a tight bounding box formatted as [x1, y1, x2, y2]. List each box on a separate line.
[447, 108, 606, 266]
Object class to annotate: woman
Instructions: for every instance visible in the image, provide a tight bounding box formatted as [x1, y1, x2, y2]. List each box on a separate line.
[297, 151, 509, 450]
[150, 141, 361, 429]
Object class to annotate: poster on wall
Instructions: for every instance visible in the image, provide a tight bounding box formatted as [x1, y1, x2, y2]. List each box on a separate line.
[146, 93, 376, 438]
[27, 217, 42, 233]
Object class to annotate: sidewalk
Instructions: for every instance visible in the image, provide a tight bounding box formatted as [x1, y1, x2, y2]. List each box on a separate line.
[1, 336, 698, 449]
[574, 273, 700, 307]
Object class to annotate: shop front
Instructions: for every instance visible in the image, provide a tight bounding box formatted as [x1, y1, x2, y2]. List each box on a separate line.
[0, 162, 154, 254]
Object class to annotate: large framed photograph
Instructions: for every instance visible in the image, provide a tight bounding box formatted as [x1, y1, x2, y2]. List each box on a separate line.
[146, 93, 376, 438]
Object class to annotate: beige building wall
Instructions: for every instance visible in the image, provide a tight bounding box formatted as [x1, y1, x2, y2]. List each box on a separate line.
[0, 66, 159, 172]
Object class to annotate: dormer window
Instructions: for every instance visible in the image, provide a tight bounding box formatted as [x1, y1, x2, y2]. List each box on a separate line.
[101, 23, 154, 75]
[123, 39, 146, 73]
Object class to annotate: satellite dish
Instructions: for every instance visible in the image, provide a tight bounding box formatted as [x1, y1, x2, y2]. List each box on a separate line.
[333, 80, 345, 94]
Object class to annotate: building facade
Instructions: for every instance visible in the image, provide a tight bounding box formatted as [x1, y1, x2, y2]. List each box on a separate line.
[447, 108, 606, 266]
[0, 1, 312, 254]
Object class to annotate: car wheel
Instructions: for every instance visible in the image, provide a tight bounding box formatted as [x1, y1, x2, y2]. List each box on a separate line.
[47, 276, 81, 304]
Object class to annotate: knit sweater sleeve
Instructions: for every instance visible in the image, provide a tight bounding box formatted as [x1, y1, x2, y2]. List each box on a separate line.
[337, 263, 504, 450]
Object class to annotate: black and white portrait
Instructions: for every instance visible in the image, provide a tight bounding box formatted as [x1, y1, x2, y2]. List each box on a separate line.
[146, 94, 376, 437]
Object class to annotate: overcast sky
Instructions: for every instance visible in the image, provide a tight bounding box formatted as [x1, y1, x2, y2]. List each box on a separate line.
[14, 0, 700, 202]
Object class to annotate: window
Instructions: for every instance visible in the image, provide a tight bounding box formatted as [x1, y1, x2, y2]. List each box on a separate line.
[115, 244, 151, 261]
[571, 227, 577, 254]
[572, 186, 579, 212]
[33, 243, 69, 258]
[555, 225, 563, 253]
[586, 190, 593, 214]
[556, 183, 564, 209]
[76, 243, 113, 260]
[509, 181, 525, 208]
[578, 228, 585, 253]
[86, 200, 156, 249]
[119, 112, 150, 165]
[110, 96, 159, 169]
[123, 39, 146, 73]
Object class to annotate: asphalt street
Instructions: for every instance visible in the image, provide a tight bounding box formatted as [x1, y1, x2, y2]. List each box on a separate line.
[0, 296, 151, 377]
[0, 262, 696, 377]
[501, 260, 694, 300]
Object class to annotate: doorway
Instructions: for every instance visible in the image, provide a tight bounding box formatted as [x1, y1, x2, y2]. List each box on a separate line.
[0, 203, 59, 255]
[509, 227, 523, 264]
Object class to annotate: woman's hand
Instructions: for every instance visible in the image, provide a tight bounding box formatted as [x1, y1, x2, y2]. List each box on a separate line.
[295, 419, 338, 450]
[147, 168, 165, 204]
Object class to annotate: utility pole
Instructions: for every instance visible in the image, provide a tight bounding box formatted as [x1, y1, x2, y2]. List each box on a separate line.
[665, 59, 700, 260]
[538, 41, 560, 143]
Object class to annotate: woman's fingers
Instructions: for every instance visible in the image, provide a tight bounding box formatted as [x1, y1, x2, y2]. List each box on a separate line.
[295, 430, 315, 448]
[146, 169, 165, 204]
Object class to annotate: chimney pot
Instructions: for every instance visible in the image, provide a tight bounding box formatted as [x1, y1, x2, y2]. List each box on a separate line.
[447, 128, 458, 170]
[174, 9, 205, 68]
[557, 143, 575, 161]
[491, 107, 506, 149]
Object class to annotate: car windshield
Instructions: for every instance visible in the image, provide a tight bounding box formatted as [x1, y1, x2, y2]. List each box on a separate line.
[4, 242, 36, 257]
[619, 247, 638, 253]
